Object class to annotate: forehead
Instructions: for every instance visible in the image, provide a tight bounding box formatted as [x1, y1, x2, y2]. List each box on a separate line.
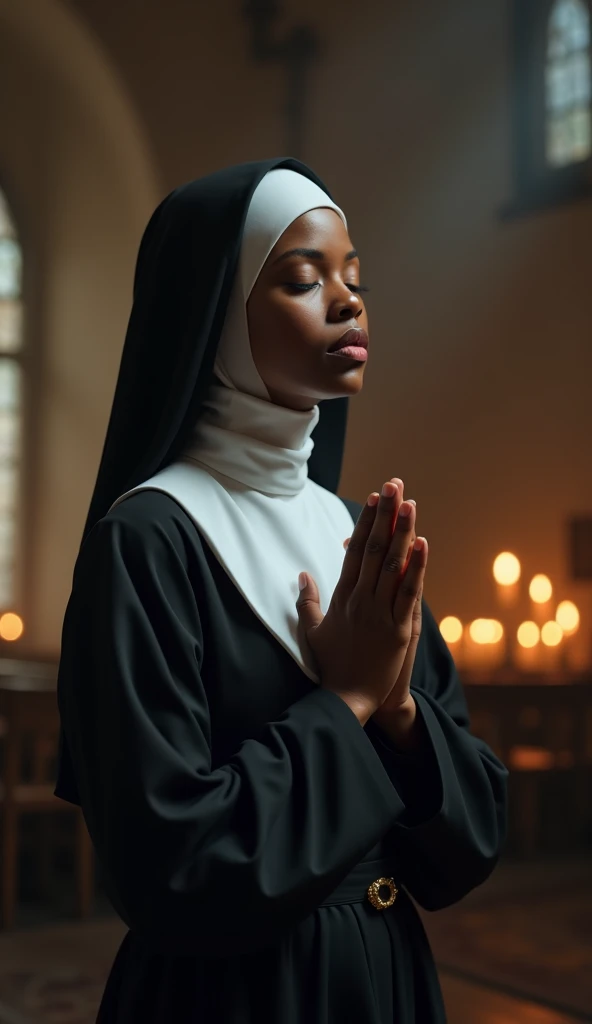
[270, 207, 352, 255]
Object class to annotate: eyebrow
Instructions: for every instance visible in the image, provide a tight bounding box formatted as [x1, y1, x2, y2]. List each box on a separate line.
[271, 247, 358, 266]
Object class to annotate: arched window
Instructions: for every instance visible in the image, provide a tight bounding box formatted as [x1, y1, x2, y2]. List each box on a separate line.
[546, 0, 592, 166]
[0, 188, 23, 611]
[505, 0, 592, 217]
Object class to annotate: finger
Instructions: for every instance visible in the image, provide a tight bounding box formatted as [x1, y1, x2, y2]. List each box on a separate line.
[391, 478, 404, 501]
[392, 537, 428, 623]
[335, 491, 380, 595]
[343, 479, 401, 554]
[394, 593, 423, 696]
[401, 500, 416, 574]
[356, 482, 403, 594]
[374, 500, 417, 603]
[381, 594, 423, 711]
[386, 481, 412, 565]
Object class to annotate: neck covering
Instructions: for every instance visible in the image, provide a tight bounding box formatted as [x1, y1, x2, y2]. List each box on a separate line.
[111, 169, 355, 680]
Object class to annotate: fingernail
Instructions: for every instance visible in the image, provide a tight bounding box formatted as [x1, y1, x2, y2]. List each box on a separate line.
[298, 573, 307, 591]
[381, 481, 396, 497]
[399, 502, 412, 517]
[408, 499, 416, 506]
[367, 492, 379, 507]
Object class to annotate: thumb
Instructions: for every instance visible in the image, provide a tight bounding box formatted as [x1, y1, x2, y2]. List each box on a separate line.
[296, 572, 323, 634]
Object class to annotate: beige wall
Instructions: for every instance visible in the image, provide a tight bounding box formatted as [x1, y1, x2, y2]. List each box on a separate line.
[2, 0, 591, 659]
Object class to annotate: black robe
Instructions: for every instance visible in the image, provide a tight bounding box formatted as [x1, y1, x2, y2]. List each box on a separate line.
[55, 489, 508, 1023]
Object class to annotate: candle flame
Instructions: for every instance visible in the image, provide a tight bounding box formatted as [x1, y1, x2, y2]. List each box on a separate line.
[517, 621, 540, 648]
[529, 574, 553, 603]
[493, 552, 521, 586]
[0, 612, 24, 641]
[541, 621, 563, 647]
[556, 600, 580, 635]
[469, 619, 504, 644]
[439, 616, 463, 643]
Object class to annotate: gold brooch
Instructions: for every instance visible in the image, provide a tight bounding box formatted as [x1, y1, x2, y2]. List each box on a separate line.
[367, 877, 398, 910]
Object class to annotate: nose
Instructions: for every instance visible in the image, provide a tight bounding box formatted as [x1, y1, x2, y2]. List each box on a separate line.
[329, 291, 364, 323]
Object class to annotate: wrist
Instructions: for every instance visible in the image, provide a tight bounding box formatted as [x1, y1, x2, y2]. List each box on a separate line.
[372, 695, 421, 751]
[331, 690, 376, 726]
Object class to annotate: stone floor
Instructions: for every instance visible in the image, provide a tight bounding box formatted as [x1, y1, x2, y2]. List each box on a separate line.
[440, 973, 583, 1024]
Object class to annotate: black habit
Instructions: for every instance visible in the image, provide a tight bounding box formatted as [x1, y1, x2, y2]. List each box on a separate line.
[54, 158, 508, 1023]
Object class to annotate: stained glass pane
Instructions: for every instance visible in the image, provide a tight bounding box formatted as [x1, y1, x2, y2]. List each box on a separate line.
[0, 238, 22, 299]
[550, 0, 590, 47]
[0, 410, 19, 464]
[574, 51, 592, 101]
[0, 190, 21, 612]
[0, 359, 19, 410]
[570, 107, 592, 156]
[547, 62, 572, 110]
[0, 300, 23, 354]
[546, 0, 592, 167]
[0, 463, 17, 515]
[547, 117, 570, 164]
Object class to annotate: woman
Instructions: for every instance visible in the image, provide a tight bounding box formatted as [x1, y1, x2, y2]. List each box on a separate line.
[55, 158, 508, 1023]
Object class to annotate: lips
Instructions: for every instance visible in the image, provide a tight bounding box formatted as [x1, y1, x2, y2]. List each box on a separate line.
[328, 328, 369, 353]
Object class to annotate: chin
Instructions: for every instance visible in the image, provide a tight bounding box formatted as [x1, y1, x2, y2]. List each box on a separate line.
[325, 367, 366, 399]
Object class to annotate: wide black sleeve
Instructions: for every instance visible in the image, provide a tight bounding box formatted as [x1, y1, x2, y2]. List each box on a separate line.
[367, 602, 508, 911]
[56, 509, 411, 958]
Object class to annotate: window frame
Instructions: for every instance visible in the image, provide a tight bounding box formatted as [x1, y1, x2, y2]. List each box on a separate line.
[0, 177, 31, 626]
[503, 0, 592, 218]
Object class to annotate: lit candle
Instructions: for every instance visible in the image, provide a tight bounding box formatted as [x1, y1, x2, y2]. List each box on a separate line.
[556, 600, 580, 672]
[439, 616, 465, 668]
[464, 619, 505, 675]
[0, 612, 24, 643]
[529, 574, 553, 625]
[493, 552, 521, 608]
[515, 620, 541, 672]
[540, 619, 563, 672]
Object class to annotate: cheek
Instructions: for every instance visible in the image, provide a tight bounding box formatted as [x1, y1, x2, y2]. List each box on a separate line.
[249, 295, 316, 354]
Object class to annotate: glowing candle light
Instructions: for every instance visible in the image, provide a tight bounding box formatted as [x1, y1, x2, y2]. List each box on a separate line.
[440, 616, 463, 643]
[556, 600, 580, 636]
[465, 619, 505, 673]
[517, 621, 539, 647]
[556, 600, 581, 672]
[529, 573, 553, 625]
[529, 574, 553, 603]
[541, 619, 563, 670]
[439, 616, 465, 668]
[516, 620, 541, 671]
[493, 552, 521, 608]
[494, 553, 521, 585]
[0, 612, 24, 642]
[541, 621, 562, 647]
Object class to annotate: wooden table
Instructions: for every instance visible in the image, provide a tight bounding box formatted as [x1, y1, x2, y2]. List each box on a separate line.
[462, 673, 592, 857]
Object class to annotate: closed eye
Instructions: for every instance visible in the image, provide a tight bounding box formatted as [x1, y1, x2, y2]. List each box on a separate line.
[286, 283, 370, 293]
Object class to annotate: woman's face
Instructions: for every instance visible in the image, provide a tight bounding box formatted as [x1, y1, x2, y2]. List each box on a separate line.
[247, 208, 369, 411]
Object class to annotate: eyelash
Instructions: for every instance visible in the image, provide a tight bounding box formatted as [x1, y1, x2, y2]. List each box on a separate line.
[286, 283, 370, 294]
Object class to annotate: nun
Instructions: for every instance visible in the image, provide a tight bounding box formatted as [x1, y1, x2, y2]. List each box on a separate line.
[54, 158, 508, 1023]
